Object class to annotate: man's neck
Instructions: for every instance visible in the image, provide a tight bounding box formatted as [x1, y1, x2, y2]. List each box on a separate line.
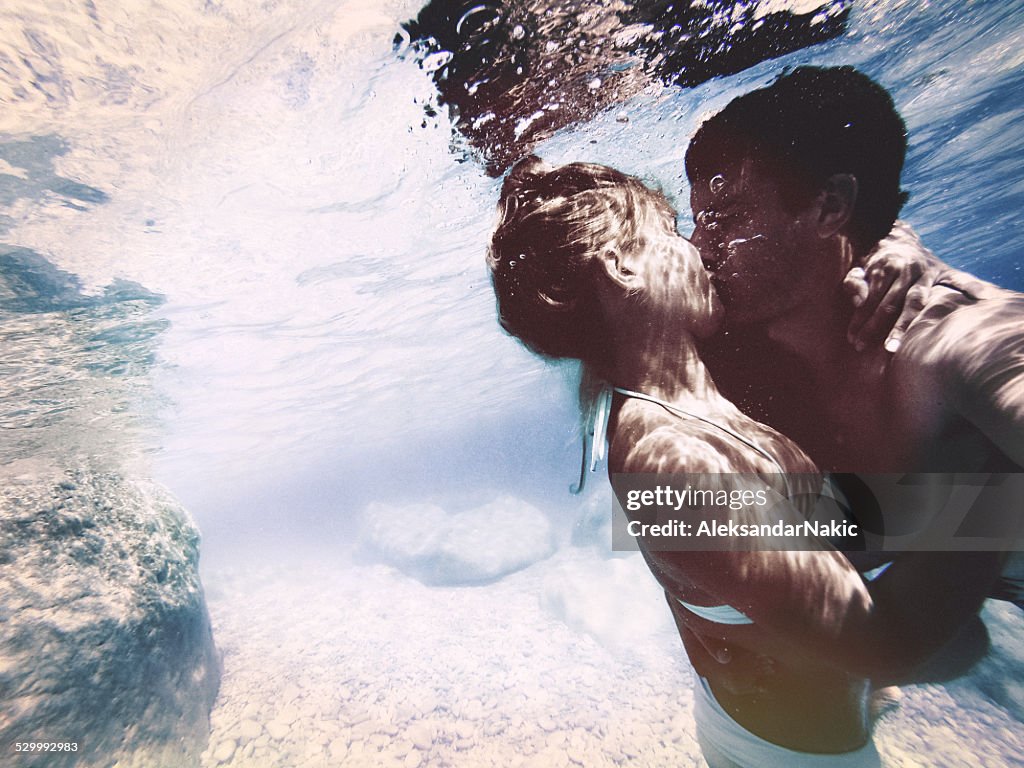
[763, 285, 851, 376]
[762, 238, 860, 376]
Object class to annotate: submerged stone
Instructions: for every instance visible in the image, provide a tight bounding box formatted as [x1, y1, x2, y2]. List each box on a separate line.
[0, 468, 220, 767]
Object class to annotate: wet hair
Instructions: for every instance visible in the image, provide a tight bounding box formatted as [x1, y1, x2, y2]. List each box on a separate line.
[487, 156, 676, 369]
[685, 66, 909, 252]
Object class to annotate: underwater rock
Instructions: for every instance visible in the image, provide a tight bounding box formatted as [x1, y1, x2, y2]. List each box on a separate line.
[0, 468, 220, 768]
[361, 495, 556, 585]
[402, 0, 850, 174]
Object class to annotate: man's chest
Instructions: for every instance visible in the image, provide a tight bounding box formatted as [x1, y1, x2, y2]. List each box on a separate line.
[822, 361, 1006, 473]
[746, 356, 907, 472]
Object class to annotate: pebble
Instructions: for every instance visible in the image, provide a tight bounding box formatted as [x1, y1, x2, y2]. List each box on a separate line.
[266, 719, 290, 740]
[484, 719, 507, 736]
[392, 738, 414, 756]
[212, 738, 236, 764]
[302, 741, 324, 760]
[407, 721, 434, 750]
[347, 741, 369, 761]
[198, 561, 1024, 768]
[277, 703, 301, 724]
[236, 718, 262, 744]
[328, 737, 348, 760]
[351, 719, 376, 741]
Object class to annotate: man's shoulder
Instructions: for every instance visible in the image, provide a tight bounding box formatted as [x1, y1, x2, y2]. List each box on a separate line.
[931, 268, 1016, 303]
[904, 270, 1021, 337]
[897, 269, 1024, 384]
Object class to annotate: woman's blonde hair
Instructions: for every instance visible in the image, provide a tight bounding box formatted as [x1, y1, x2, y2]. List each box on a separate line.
[487, 155, 676, 369]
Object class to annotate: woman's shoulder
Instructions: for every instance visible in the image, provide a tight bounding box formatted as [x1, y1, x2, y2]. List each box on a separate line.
[611, 402, 805, 475]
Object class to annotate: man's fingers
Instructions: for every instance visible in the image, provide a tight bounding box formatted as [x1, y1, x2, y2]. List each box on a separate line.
[848, 266, 899, 346]
[884, 284, 928, 353]
[852, 280, 906, 350]
[843, 267, 869, 307]
[850, 221, 940, 352]
[844, 267, 870, 342]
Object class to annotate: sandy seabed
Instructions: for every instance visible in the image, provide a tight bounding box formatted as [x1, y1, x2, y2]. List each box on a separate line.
[199, 552, 1024, 768]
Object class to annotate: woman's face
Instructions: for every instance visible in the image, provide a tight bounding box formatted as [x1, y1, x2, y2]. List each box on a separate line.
[627, 207, 724, 338]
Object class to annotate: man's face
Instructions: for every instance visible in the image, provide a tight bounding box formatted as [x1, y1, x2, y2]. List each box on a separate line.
[688, 156, 824, 328]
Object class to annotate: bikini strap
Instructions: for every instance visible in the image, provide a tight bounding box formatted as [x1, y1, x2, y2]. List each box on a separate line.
[572, 382, 791, 496]
[612, 386, 789, 477]
[571, 384, 613, 494]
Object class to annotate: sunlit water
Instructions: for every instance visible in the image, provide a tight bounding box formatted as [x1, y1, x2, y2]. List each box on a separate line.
[2, 0, 1022, 526]
[2, 0, 1023, 765]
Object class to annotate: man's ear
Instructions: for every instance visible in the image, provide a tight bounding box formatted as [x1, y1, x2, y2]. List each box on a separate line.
[817, 173, 858, 238]
[596, 247, 642, 291]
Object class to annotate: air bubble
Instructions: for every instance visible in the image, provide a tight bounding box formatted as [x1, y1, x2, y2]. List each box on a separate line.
[393, 27, 411, 57]
[457, 5, 501, 37]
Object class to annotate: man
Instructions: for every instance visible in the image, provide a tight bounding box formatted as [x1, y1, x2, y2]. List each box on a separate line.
[686, 66, 1023, 680]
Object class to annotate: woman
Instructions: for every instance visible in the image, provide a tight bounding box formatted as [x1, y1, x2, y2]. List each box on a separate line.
[488, 156, 911, 767]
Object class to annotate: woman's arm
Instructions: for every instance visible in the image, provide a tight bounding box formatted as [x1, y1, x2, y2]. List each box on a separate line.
[844, 221, 945, 353]
[624, 428, 938, 680]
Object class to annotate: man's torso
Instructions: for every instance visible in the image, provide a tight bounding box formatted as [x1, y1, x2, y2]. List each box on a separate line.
[708, 273, 1024, 475]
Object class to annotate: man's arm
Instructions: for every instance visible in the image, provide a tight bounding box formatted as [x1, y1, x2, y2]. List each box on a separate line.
[953, 292, 1024, 464]
[861, 285, 1024, 681]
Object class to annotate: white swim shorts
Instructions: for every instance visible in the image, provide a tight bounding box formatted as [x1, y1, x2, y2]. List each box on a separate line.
[693, 677, 882, 768]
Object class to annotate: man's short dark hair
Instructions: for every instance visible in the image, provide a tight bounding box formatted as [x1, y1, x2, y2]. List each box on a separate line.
[685, 66, 909, 252]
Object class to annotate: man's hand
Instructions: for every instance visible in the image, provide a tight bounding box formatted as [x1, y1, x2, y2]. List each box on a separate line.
[844, 222, 943, 353]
